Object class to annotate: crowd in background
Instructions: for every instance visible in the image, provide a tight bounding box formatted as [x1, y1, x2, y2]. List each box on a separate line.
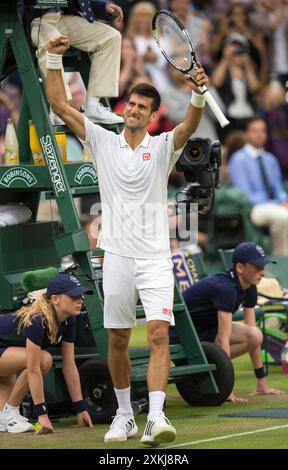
[1, 0, 288, 254]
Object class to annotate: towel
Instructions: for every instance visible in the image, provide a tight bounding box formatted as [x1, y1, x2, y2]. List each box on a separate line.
[0, 203, 32, 227]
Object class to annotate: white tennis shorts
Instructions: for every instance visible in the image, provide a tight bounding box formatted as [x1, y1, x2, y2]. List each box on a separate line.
[103, 252, 175, 328]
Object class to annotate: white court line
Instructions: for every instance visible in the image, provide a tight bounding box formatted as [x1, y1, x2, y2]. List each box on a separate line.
[164, 424, 288, 448]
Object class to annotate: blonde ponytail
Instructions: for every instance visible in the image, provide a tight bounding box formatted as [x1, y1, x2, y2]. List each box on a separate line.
[16, 295, 59, 344]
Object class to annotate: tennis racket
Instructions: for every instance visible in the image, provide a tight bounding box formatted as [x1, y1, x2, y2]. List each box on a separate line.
[152, 10, 229, 128]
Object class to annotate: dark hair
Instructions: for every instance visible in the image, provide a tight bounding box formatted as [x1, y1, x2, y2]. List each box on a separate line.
[127, 83, 161, 113]
[245, 115, 267, 131]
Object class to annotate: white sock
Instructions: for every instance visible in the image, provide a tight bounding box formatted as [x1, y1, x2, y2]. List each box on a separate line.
[114, 387, 133, 416]
[84, 96, 100, 110]
[4, 403, 18, 413]
[148, 391, 166, 419]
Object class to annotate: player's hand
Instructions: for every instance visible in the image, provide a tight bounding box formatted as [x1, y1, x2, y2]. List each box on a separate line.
[48, 35, 70, 55]
[34, 414, 53, 435]
[76, 410, 93, 428]
[184, 65, 208, 91]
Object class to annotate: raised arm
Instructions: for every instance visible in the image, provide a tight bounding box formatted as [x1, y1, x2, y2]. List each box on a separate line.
[46, 36, 86, 140]
[173, 67, 208, 151]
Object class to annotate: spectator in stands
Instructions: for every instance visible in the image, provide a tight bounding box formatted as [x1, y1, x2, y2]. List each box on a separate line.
[115, 0, 161, 28]
[125, 2, 170, 92]
[161, 64, 218, 140]
[21, 0, 123, 125]
[176, 242, 284, 402]
[261, 76, 288, 180]
[211, 33, 261, 138]
[169, 0, 212, 73]
[0, 74, 23, 162]
[0, 274, 93, 434]
[0, 74, 23, 128]
[116, 36, 144, 102]
[229, 116, 288, 255]
[250, 0, 288, 86]
[211, 2, 268, 87]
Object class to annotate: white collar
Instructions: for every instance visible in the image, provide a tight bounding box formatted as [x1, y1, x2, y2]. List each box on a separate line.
[244, 143, 265, 158]
[119, 130, 151, 149]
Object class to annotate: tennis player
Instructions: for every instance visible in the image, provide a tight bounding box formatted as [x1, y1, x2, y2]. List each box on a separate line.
[45, 34, 208, 446]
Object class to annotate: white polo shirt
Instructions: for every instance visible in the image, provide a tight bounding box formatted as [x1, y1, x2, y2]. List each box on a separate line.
[80, 117, 183, 258]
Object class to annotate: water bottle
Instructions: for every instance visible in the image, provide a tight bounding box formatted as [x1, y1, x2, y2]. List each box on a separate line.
[4, 118, 19, 165]
[54, 131, 67, 162]
[29, 120, 45, 165]
[281, 339, 288, 375]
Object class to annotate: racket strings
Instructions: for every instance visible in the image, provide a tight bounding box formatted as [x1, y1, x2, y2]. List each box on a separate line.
[154, 16, 193, 71]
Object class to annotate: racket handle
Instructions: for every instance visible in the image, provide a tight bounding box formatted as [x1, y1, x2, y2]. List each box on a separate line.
[199, 86, 230, 128]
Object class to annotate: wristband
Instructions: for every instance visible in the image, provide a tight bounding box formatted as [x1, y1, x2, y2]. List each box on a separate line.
[72, 399, 88, 414]
[46, 52, 63, 70]
[191, 91, 206, 108]
[34, 402, 48, 417]
[254, 367, 266, 379]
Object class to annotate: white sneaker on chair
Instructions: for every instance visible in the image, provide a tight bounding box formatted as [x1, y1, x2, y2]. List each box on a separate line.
[84, 102, 124, 125]
[3, 407, 35, 433]
[141, 412, 176, 446]
[104, 409, 138, 442]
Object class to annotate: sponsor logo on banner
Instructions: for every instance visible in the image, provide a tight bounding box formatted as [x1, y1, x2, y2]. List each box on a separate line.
[40, 135, 66, 195]
[74, 164, 98, 185]
[172, 252, 194, 292]
[0, 167, 37, 188]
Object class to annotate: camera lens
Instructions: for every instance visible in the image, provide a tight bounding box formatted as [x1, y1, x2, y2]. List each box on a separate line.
[190, 147, 200, 158]
[176, 138, 212, 170]
[186, 142, 206, 164]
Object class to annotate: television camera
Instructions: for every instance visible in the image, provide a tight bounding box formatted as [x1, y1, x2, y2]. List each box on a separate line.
[175, 138, 221, 214]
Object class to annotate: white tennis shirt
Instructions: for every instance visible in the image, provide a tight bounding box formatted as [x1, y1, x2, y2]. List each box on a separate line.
[81, 117, 183, 258]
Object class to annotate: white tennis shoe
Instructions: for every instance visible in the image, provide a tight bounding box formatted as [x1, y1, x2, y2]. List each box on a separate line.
[141, 412, 176, 446]
[0, 412, 6, 432]
[84, 102, 124, 125]
[2, 407, 35, 433]
[104, 410, 138, 442]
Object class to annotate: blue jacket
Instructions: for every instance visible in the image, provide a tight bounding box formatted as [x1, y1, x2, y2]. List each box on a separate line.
[64, 0, 113, 21]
